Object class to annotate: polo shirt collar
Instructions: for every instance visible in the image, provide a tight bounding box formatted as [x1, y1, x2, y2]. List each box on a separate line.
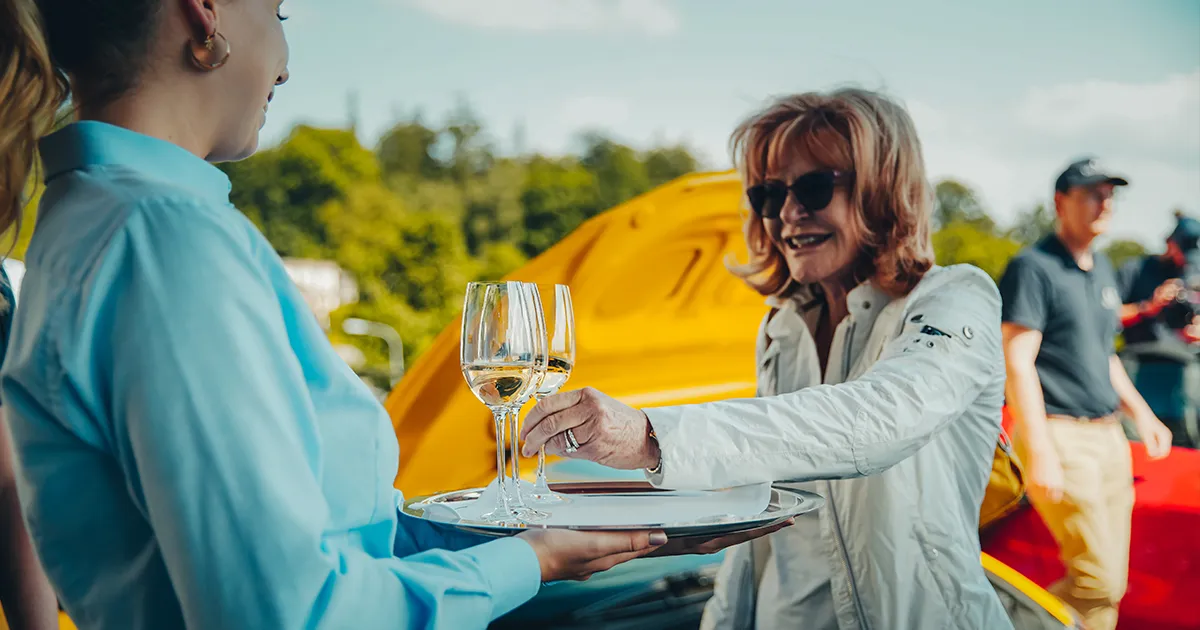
[1041, 232, 1094, 272]
[39, 121, 232, 206]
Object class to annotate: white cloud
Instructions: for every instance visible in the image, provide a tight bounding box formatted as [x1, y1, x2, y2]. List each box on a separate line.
[1016, 71, 1200, 163]
[407, 0, 680, 35]
[908, 76, 1199, 246]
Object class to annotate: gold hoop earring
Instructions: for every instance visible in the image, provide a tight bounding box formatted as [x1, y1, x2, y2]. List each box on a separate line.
[188, 31, 231, 71]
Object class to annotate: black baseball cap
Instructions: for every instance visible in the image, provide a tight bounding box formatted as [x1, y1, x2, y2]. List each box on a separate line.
[1169, 215, 1200, 252]
[1054, 158, 1130, 194]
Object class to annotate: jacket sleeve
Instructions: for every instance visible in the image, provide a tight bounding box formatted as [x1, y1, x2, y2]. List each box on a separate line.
[644, 266, 1003, 490]
[99, 200, 540, 629]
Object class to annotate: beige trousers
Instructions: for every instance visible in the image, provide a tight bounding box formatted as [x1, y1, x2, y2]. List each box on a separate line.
[1015, 417, 1135, 630]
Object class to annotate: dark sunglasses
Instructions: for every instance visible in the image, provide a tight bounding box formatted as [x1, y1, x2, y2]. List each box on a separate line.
[746, 170, 853, 219]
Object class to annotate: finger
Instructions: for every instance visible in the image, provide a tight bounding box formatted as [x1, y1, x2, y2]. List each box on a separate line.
[541, 429, 577, 459]
[693, 519, 795, 554]
[579, 546, 659, 575]
[522, 408, 590, 457]
[593, 530, 666, 555]
[520, 389, 589, 441]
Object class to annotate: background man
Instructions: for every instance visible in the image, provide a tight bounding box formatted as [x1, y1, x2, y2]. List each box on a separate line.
[1118, 213, 1200, 448]
[998, 158, 1173, 630]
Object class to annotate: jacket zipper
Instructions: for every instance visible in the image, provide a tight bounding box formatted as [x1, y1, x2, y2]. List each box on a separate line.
[831, 319, 870, 628]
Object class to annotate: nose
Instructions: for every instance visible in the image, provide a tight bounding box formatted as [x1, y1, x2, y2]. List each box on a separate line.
[778, 195, 811, 224]
[277, 68, 290, 86]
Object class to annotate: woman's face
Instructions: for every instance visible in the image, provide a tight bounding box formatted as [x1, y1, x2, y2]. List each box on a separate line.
[207, 0, 290, 161]
[763, 150, 866, 288]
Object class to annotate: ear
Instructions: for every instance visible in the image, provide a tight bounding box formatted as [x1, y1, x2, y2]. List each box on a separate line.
[1052, 191, 1067, 216]
[181, 0, 219, 40]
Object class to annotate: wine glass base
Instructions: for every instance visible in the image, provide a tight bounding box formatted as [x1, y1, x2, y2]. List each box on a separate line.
[527, 491, 570, 505]
[529, 477, 571, 505]
[478, 508, 524, 526]
[512, 506, 550, 521]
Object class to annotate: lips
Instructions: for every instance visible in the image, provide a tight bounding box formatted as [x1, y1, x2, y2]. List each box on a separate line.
[783, 233, 833, 251]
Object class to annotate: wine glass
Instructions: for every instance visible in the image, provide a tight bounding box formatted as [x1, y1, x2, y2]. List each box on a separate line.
[528, 284, 576, 505]
[460, 281, 537, 523]
[501, 283, 550, 521]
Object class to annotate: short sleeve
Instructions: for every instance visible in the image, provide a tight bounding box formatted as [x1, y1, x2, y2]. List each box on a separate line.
[999, 256, 1049, 332]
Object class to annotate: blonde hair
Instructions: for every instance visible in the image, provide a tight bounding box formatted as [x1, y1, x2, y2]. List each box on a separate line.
[0, 0, 66, 250]
[727, 88, 935, 298]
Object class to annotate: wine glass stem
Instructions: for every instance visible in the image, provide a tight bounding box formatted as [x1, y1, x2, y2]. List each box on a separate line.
[531, 394, 548, 483]
[491, 409, 511, 512]
[507, 407, 522, 493]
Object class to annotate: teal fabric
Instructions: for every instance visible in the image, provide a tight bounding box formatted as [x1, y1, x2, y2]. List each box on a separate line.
[2, 121, 540, 630]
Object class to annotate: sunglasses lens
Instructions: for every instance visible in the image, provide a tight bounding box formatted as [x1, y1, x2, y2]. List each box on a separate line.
[748, 182, 787, 218]
[791, 171, 837, 212]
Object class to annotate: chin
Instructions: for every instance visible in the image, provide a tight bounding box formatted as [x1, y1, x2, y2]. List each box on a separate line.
[1088, 220, 1112, 237]
[788, 266, 837, 287]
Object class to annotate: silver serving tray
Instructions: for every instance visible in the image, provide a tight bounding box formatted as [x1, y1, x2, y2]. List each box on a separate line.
[401, 481, 823, 538]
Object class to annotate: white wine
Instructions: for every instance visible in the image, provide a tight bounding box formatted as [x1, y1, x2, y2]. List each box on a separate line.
[463, 363, 535, 407]
[535, 356, 573, 398]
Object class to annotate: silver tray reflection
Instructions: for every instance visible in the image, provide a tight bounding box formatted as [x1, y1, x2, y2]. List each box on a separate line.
[401, 481, 823, 538]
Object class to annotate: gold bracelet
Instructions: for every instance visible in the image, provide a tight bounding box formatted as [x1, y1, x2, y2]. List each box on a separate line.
[646, 427, 662, 475]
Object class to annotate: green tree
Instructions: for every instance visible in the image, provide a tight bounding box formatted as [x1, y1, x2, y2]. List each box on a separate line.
[644, 145, 699, 187]
[1008, 203, 1057, 246]
[442, 100, 494, 184]
[320, 185, 473, 367]
[377, 118, 444, 181]
[934, 179, 994, 232]
[520, 156, 600, 256]
[221, 126, 378, 257]
[1105, 239, 1148, 270]
[580, 133, 650, 213]
[933, 220, 1023, 282]
[474, 242, 528, 281]
[462, 158, 527, 254]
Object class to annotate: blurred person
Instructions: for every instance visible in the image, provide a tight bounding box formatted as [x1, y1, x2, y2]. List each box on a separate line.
[1118, 213, 1200, 448]
[0, 2, 780, 628]
[0, 265, 57, 630]
[999, 158, 1172, 630]
[522, 88, 1014, 630]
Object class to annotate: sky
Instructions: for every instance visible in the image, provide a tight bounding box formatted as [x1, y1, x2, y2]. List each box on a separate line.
[264, 0, 1200, 248]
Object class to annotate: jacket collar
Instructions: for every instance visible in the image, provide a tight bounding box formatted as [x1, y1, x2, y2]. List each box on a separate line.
[764, 281, 892, 342]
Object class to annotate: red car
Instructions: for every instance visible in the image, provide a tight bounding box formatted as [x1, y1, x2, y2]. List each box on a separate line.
[983, 409, 1200, 630]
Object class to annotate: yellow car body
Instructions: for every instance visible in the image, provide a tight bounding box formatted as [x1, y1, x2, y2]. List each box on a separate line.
[386, 171, 1081, 628]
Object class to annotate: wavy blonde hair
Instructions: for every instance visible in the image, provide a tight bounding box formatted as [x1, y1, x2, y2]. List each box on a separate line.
[727, 88, 935, 298]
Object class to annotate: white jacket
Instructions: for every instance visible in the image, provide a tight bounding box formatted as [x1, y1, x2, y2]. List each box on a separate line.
[644, 265, 1014, 630]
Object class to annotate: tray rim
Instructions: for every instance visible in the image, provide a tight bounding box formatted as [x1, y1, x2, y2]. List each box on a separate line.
[400, 481, 823, 537]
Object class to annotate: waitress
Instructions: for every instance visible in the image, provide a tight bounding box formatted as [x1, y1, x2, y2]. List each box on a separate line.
[0, 261, 58, 629]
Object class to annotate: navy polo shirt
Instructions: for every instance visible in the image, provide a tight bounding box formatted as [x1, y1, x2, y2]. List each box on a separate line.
[1118, 255, 1186, 349]
[999, 234, 1122, 418]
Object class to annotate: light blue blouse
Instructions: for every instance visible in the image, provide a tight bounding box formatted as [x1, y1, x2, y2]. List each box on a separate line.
[1, 121, 539, 629]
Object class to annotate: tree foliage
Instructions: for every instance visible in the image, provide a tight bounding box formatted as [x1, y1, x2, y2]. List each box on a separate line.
[210, 113, 706, 388]
[13, 113, 1169, 391]
[1105, 239, 1148, 270]
[1007, 203, 1057, 246]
